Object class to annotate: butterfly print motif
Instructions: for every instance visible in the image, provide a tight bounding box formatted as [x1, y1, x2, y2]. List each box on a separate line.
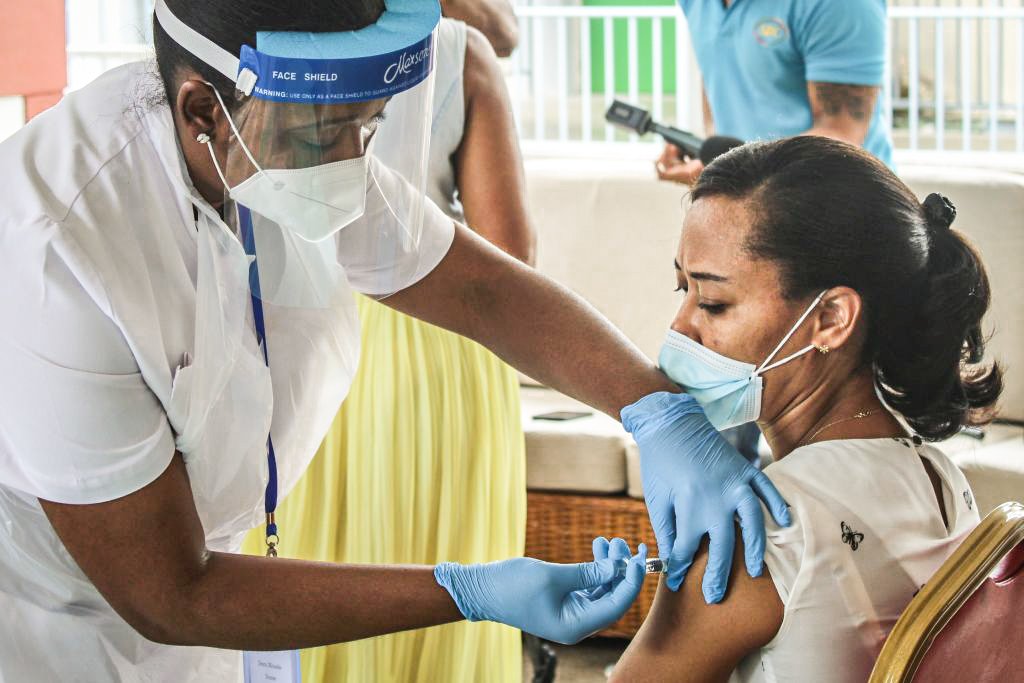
[841, 521, 864, 551]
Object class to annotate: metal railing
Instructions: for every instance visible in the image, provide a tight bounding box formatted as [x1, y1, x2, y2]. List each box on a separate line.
[510, 3, 1024, 163]
[64, 1, 1024, 164]
[507, 6, 697, 151]
[65, 0, 154, 90]
[887, 5, 1024, 159]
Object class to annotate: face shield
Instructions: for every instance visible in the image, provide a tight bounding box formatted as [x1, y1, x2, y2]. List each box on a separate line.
[155, 0, 440, 306]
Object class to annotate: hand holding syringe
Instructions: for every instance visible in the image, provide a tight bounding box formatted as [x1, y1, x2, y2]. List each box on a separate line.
[592, 536, 668, 580]
[616, 557, 669, 578]
[435, 538, 651, 645]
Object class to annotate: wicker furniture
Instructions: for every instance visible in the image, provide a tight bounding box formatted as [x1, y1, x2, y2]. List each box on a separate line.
[525, 491, 658, 638]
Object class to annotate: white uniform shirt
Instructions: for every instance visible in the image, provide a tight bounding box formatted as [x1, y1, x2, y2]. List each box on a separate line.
[732, 437, 980, 682]
[0, 62, 454, 681]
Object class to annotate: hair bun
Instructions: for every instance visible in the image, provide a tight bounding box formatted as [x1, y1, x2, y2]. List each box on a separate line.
[923, 193, 957, 231]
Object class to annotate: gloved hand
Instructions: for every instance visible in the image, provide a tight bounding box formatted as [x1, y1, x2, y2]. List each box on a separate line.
[621, 392, 790, 602]
[585, 536, 639, 601]
[434, 541, 647, 645]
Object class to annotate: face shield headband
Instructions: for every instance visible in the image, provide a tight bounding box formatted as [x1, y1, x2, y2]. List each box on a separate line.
[154, 0, 439, 105]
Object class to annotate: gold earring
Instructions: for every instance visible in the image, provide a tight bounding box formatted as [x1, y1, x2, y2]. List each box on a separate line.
[816, 344, 831, 355]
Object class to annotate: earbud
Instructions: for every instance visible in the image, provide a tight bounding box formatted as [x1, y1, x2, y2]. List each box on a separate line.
[196, 132, 211, 144]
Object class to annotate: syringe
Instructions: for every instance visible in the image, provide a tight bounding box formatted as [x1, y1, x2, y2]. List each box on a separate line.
[614, 557, 669, 578]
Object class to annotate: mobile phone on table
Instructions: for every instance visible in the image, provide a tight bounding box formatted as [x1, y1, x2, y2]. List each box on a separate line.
[533, 410, 593, 421]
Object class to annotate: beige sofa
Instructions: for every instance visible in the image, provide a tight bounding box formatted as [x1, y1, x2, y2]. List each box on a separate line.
[520, 157, 1024, 515]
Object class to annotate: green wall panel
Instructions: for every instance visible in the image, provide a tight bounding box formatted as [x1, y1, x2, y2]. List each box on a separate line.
[583, 0, 679, 95]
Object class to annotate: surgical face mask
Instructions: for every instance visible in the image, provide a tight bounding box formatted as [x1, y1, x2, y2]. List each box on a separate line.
[201, 86, 370, 243]
[227, 155, 369, 243]
[658, 290, 829, 430]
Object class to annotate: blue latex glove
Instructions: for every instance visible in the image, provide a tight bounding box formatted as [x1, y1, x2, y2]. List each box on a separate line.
[621, 391, 790, 602]
[585, 537, 638, 600]
[434, 542, 648, 645]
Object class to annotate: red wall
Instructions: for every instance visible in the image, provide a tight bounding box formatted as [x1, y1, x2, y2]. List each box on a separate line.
[0, 0, 67, 119]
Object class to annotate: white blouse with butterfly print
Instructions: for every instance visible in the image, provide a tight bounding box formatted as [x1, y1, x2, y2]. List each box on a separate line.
[730, 437, 979, 683]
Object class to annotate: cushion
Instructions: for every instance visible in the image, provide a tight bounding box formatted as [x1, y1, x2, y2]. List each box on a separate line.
[523, 157, 685, 369]
[521, 386, 630, 494]
[945, 425, 1024, 515]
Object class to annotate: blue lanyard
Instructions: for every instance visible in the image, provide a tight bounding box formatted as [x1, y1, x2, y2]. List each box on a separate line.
[238, 206, 281, 557]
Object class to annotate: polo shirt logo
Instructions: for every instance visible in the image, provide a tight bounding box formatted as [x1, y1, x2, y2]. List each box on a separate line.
[754, 17, 789, 46]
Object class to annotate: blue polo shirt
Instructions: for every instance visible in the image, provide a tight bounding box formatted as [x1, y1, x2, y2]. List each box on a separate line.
[679, 0, 893, 167]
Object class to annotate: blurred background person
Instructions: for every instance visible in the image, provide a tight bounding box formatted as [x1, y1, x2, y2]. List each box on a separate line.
[243, 13, 535, 683]
[657, 0, 894, 185]
[441, 0, 518, 57]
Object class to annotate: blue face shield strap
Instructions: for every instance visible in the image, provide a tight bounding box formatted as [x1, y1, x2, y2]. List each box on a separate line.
[154, 0, 440, 102]
[239, 32, 435, 104]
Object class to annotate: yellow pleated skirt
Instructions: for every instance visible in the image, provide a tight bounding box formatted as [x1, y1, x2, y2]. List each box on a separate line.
[243, 295, 526, 683]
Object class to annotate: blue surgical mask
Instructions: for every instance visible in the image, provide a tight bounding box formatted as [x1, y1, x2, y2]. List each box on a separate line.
[658, 290, 828, 430]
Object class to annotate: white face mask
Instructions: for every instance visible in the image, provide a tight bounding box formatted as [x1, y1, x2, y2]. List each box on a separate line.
[227, 156, 369, 243]
[658, 290, 829, 430]
[201, 86, 370, 243]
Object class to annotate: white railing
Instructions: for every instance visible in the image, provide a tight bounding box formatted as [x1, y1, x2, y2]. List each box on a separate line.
[887, 5, 1024, 163]
[64, 1, 1024, 165]
[65, 0, 154, 91]
[510, 3, 1024, 164]
[507, 5, 700, 158]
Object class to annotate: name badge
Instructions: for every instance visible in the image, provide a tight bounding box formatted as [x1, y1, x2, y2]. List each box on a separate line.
[243, 650, 301, 683]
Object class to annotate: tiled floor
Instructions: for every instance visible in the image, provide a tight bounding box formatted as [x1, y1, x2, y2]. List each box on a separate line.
[521, 638, 628, 683]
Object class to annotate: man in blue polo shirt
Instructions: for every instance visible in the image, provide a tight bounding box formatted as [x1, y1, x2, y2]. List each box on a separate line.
[657, 0, 893, 183]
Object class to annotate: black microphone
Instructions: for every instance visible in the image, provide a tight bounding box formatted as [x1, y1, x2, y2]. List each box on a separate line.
[604, 99, 744, 166]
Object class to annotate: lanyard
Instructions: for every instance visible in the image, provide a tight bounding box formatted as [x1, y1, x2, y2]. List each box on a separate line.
[238, 206, 281, 558]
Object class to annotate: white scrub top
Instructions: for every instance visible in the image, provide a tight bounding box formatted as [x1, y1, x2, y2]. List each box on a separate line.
[732, 437, 979, 682]
[0, 62, 454, 682]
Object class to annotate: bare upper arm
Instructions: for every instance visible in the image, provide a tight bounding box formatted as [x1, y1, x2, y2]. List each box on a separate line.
[39, 454, 209, 643]
[610, 529, 784, 683]
[441, 0, 519, 57]
[454, 26, 536, 264]
[806, 81, 879, 145]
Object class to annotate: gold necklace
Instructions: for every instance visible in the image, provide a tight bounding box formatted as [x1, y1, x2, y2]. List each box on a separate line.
[797, 409, 882, 448]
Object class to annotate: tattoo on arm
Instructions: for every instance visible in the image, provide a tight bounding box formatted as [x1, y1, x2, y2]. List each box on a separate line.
[811, 82, 878, 123]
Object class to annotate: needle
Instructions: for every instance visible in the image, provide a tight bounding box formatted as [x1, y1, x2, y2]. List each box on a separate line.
[613, 557, 668, 577]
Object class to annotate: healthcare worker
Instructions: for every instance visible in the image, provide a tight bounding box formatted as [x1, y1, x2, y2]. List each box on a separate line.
[0, 1, 790, 681]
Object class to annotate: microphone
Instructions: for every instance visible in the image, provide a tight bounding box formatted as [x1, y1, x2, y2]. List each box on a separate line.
[604, 99, 744, 166]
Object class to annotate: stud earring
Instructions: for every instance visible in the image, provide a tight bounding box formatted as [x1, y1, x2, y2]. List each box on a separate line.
[816, 344, 831, 355]
[196, 132, 211, 144]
